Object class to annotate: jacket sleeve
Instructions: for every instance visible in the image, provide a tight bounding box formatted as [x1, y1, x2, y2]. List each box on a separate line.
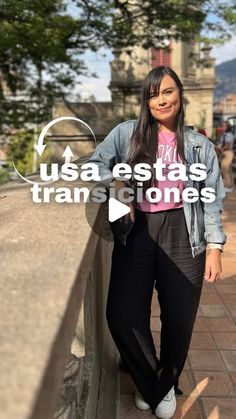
[86, 124, 121, 187]
[203, 142, 227, 244]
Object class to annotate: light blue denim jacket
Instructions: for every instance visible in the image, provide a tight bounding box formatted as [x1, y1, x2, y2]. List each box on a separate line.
[88, 120, 227, 257]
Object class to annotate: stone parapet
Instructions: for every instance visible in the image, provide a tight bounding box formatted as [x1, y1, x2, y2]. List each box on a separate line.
[0, 173, 117, 419]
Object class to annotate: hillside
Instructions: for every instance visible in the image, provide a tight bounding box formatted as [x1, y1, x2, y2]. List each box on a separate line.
[215, 58, 236, 100]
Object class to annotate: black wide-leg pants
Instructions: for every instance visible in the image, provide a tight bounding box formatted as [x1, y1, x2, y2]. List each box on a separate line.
[106, 207, 206, 414]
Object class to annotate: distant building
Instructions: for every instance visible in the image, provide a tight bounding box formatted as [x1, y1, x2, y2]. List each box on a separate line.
[110, 40, 216, 137]
[214, 93, 236, 122]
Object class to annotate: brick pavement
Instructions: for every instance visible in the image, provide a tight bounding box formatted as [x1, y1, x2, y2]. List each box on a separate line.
[119, 192, 236, 419]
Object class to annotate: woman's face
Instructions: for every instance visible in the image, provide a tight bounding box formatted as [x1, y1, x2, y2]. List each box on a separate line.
[148, 74, 181, 129]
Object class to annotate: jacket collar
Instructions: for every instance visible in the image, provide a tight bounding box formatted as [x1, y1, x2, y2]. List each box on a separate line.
[130, 119, 203, 147]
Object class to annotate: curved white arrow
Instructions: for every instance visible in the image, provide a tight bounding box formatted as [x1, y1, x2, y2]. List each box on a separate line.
[12, 161, 56, 186]
[34, 116, 97, 156]
[14, 116, 97, 185]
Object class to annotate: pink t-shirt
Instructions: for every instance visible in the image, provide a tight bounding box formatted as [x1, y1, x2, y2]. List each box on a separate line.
[136, 131, 185, 212]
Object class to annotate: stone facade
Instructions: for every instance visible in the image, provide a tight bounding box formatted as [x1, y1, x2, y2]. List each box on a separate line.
[52, 40, 216, 146]
[110, 40, 216, 137]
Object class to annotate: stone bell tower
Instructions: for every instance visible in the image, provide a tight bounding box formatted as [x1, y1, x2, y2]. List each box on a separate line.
[109, 40, 217, 137]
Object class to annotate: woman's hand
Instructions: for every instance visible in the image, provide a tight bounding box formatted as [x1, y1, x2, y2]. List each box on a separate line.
[114, 180, 135, 223]
[204, 249, 222, 283]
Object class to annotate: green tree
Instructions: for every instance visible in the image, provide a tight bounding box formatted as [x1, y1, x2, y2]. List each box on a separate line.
[7, 130, 36, 175]
[77, 0, 236, 49]
[0, 168, 10, 185]
[0, 0, 236, 131]
[0, 0, 90, 130]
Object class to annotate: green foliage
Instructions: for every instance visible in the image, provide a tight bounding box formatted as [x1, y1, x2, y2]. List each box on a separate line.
[77, 0, 236, 49]
[7, 130, 35, 175]
[0, 0, 87, 129]
[7, 130, 51, 175]
[211, 127, 217, 142]
[199, 110, 206, 129]
[0, 168, 10, 185]
[0, 0, 235, 131]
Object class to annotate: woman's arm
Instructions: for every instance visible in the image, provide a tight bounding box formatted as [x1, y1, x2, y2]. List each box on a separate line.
[114, 180, 135, 222]
[202, 142, 226, 282]
[202, 142, 226, 245]
[87, 124, 120, 187]
[87, 121, 137, 223]
[87, 120, 137, 187]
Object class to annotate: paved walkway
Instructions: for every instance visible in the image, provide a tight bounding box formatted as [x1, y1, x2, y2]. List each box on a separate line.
[119, 192, 236, 419]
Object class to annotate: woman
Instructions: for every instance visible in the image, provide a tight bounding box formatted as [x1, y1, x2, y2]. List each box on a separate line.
[216, 122, 235, 193]
[88, 66, 226, 418]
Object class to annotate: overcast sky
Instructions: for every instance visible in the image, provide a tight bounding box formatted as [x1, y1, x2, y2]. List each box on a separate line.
[76, 36, 236, 102]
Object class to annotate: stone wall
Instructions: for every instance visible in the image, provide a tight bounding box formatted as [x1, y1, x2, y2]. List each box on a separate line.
[0, 175, 118, 419]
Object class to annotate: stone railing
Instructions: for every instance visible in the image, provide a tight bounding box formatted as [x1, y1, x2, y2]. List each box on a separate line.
[0, 177, 118, 419]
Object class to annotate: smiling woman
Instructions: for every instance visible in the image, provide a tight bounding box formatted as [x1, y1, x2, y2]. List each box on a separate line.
[148, 75, 181, 128]
[87, 65, 226, 419]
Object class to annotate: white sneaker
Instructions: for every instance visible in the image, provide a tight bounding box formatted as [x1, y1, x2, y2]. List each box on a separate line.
[134, 390, 150, 410]
[155, 386, 176, 419]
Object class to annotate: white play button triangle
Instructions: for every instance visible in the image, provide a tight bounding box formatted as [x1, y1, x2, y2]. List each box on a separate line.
[108, 197, 131, 222]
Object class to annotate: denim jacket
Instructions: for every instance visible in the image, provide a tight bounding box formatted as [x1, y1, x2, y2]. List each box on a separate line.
[88, 120, 227, 257]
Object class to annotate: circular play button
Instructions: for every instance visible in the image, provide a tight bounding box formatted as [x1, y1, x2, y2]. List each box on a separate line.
[108, 197, 131, 222]
[85, 181, 135, 242]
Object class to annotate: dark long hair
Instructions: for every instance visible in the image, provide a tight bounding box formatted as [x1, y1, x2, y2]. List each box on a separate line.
[126, 66, 186, 189]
